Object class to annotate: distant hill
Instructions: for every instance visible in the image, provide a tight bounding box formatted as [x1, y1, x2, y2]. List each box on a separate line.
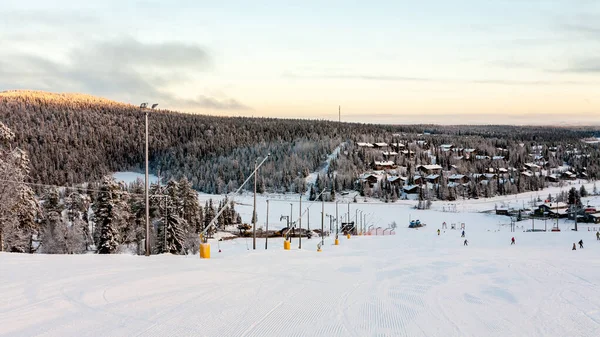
[0, 90, 380, 193]
[1, 90, 598, 194]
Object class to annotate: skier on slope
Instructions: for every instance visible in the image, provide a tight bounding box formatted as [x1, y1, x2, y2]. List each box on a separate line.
[461, 230, 465, 238]
[572, 243, 577, 251]
[464, 239, 468, 246]
[596, 231, 599, 241]
[437, 229, 440, 236]
[579, 240, 584, 249]
[511, 237, 515, 245]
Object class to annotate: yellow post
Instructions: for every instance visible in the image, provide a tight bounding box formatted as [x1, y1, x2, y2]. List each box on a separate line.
[200, 243, 211, 259]
[335, 239, 340, 245]
[347, 233, 351, 239]
[284, 240, 291, 250]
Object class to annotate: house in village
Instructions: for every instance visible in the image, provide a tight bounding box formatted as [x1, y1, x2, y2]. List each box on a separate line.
[546, 174, 560, 183]
[382, 151, 398, 158]
[390, 143, 406, 150]
[403, 185, 420, 195]
[562, 171, 576, 180]
[387, 176, 405, 187]
[439, 144, 454, 152]
[425, 174, 440, 184]
[448, 174, 469, 184]
[357, 142, 374, 148]
[521, 171, 534, 178]
[536, 202, 569, 218]
[360, 173, 378, 188]
[373, 142, 388, 149]
[524, 163, 541, 172]
[472, 173, 488, 183]
[373, 160, 396, 170]
[417, 164, 442, 175]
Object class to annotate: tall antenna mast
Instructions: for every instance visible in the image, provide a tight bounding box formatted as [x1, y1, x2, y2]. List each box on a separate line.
[338, 105, 341, 123]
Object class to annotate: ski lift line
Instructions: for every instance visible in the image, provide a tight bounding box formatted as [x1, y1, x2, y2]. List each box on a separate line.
[200, 154, 271, 241]
[282, 187, 329, 238]
[261, 198, 416, 207]
[0, 178, 171, 198]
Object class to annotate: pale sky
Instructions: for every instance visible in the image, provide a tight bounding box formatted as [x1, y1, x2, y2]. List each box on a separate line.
[1, 0, 599, 124]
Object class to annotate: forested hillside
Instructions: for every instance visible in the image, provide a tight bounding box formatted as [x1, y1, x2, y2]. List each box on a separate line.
[1, 90, 598, 196]
[0, 91, 366, 193]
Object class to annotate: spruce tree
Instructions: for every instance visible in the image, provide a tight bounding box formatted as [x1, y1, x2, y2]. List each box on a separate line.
[40, 187, 68, 254]
[580, 185, 588, 198]
[93, 176, 121, 254]
[155, 180, 188, 254]
[0, 128, 40, 253]
[179, 178, 202, 233]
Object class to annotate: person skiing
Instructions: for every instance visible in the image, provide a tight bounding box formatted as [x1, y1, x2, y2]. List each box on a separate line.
[596, 231, 599, 241]
[579, 239, 584, 249]
[464, 239, 468, 246]
[572, 243, 577, 250]
[511, 237, 515, 245]
[437, 229, 440, 236]
[461, 230, 465, 238]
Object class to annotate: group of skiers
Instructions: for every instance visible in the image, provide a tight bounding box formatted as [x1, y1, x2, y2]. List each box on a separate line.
[437, 225, 596, 250]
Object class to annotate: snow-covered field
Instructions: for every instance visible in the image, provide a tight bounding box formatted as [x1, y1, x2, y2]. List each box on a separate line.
[2, 204, 600, 337]
[7, 172, 596, 336]
[113, 172, 159, 185]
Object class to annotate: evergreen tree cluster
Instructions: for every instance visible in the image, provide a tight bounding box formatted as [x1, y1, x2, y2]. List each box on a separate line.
[1, 119, 241, 254]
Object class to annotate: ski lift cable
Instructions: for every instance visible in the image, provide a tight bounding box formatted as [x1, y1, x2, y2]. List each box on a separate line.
[0, 178, 171, 199]
[200, 154, 271, 242]
[282, 187, 330, 239]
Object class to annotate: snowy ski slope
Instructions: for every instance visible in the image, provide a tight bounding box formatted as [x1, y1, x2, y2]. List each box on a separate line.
[2, 207, 600, 337]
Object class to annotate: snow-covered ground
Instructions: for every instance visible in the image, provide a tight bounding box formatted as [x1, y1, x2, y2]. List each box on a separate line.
[2, 204, 600, 337]
[197, 179, 599, 232]
[113, 172, 159, 185]
[303, 142, 344, 196]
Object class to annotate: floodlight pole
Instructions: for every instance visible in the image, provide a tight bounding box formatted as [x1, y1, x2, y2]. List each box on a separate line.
[321, 196, 325, 247]
[253, 158, 257, 249]
[141, 102, 156, 256]
[265, 199, 269, 249]
[290, 203, 293, 244]
[347, 202, 350, 233]
[144, 104, 149, 256]
[335, 201, 339, 231]
[298, 194, 302, 249]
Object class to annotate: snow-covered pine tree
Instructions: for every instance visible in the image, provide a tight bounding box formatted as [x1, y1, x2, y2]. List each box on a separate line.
[126, 178, 146, 254]
[40, 187, 68, 254]
[93, 176, 122, 254]
[179, 177, 202, 232]
[155, 180, 188, 254]
[0, 126, 41, 252]
[580, 185, 588, 198]
[63, 192, 88, 253]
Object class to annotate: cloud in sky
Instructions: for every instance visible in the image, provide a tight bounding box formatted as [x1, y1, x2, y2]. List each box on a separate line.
[284, 73, 598, 86]
[560, 58, 600, 73]
[0, 1, 599, 121]
[0, 38, 249, 111]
